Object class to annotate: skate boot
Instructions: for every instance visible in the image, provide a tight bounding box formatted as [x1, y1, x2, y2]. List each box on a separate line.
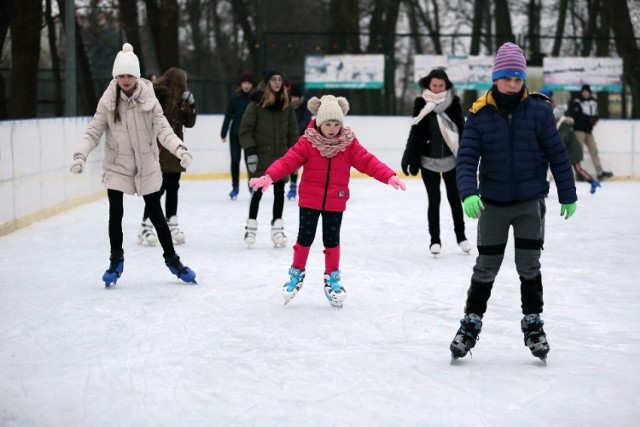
[450, 313, 483, 360]
[271, 219, 287, 248]
[244, 219, 257, 246]
[430, 243, 441, 255]
[164, 253, 197, 284]
[287, 183, 297, 200]
[102, 251, 124, 287]
[282, 266, 305, 305]
[137, 218, 158, 246]
[589, 178, 601, 194]
[323, 270, 347, 308]
[229, 185, 239, 200]
[168, 216, 185, 245]
[597, 170, 613, 180]
[458, 240, 472, 254]
[521, 314, 550, 361]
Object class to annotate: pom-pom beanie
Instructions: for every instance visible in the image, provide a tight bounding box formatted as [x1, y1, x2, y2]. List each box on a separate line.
[112, 43, 141, 78]
[307, 95, 350, 125]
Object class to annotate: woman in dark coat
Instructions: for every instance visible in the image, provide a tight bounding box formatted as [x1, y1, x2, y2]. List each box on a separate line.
[239, 69, 298, 248]
[401, 69, 470, 255]
[138, 67, 196, 246]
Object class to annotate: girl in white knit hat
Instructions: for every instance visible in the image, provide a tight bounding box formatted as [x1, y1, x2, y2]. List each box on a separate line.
[249, 94, 406, 307]
[70, 43, 197, 286]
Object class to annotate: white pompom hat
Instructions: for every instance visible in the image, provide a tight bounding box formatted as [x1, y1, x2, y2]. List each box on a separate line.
[112, 43, 141, 79]
[307, 95, 350, 126]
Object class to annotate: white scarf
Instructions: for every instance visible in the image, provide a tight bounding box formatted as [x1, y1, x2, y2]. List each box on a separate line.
[412, 89, 460, 157]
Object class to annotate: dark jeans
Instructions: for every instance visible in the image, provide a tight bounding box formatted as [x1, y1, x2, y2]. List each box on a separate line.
[296, 207, 343, 248]
[109, 189, 175, 258]
[143, 172, 181, 220]
[420, 167, 466, 244]
[248, 180, 285, 221]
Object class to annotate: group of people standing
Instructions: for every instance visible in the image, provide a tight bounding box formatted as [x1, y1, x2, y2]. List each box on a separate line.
[73, 41, 604, 362]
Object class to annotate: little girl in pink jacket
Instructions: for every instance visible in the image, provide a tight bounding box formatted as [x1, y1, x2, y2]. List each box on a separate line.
[250, 95, 406, 307]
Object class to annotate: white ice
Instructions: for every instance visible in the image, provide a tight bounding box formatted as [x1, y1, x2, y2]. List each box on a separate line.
[0, 178, 638, 426]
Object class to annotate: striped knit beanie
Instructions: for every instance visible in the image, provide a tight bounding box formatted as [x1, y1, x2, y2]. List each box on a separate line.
[492, 42, 527, 81]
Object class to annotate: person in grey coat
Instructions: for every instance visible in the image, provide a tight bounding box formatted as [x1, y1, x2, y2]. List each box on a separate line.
[70, 43, 196, 286]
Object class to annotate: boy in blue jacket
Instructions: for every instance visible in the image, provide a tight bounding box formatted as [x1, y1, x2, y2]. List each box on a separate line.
[450, 43, 578, 362]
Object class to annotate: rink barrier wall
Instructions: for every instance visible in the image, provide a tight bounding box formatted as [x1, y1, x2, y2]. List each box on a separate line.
[1, 115, 639, 236]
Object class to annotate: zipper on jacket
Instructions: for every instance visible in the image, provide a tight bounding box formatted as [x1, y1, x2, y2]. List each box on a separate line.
[322, 158, 332, 211]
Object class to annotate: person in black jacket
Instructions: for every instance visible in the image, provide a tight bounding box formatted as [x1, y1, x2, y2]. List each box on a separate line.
[221, 72, 255, 199]
[401, 69, 470, 255]
[286, 83, 312, 200]
[568, 84, 613, 180]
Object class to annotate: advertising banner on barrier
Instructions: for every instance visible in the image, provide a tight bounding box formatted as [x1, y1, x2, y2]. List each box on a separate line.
[305, 55, 385, 89]
[414, 55, 494, 90]
[543, 57, 623, 92]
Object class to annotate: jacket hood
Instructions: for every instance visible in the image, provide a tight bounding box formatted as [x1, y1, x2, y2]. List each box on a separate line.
[100, 78, 156, 112]
[469, 88, 530, 114]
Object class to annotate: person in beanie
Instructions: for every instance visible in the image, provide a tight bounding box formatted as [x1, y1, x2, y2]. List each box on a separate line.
[137, 67, 197, 246]
[568, 84, 613, 180]
[70, 43, 197, 286]
[449, 42, 577, 361]
[249, 95, 407, 308]
[286, 83, 312, 200]
[401, 68, 471, 255]
[221, 71, 255, 199]
[239, 68, 299, 248]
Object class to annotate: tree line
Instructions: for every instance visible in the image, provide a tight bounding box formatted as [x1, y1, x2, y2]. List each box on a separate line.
[1, 0, 639, 119]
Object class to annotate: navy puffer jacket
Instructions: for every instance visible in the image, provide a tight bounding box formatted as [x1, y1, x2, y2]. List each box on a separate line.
[456, 90, 577, 204]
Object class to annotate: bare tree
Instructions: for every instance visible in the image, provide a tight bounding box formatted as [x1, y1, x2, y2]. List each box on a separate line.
[551, 0, 569, 56]
[144, 0, 180, 71]
[607, 0, 640, 118]
[8, 0, 41, 118]
[0, 0, 13, 118]
[494, 0, 514, 47]
[119, 0, 146, 72]
[45, 0, 63, 116]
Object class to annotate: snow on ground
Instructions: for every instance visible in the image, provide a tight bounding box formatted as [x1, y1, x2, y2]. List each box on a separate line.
[0, 178, 638, 426]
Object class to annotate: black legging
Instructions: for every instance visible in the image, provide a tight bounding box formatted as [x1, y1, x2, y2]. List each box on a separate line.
[420, 167, 466, 244]
[229, 135, 244, 188]
[248, 180, 285, 221]
[143, 172, 181, 220]
[108, 189, 175, 258]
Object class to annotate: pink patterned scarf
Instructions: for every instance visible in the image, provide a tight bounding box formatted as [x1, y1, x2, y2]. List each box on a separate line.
[304, 126, 355, 158]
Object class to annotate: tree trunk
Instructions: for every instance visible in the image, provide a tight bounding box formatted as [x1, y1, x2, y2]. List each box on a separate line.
[607, 0, 640, 118]
[119, 0, 146, 74]
[494, 0, 514, 47]
[551, 0, 569, 56]
[158, 0, 180, 70]
[580, 0, 600, 57]
[45, 0, 63, 116]
[8, 0, 41, 118]
[595, 2, 610, 118]
[0, 0, 13, 118]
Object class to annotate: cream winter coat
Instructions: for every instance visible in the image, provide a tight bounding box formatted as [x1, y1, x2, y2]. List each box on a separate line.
[74, 78, 186, 196]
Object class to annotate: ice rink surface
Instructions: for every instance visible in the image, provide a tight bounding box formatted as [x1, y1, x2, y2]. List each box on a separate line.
[1, 178, 638, 426]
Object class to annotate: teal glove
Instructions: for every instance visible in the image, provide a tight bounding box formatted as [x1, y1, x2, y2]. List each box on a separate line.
[463, 195, 484, 219]
[560, 202, 577, 220]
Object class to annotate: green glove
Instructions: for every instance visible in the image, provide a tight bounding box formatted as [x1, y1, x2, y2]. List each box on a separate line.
[560, 202, 577, 220]
[463, 195, 484, 219]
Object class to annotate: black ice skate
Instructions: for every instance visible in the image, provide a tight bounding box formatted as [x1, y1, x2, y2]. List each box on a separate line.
[450, 313, 483, 360]
[521, 314, 550, 362]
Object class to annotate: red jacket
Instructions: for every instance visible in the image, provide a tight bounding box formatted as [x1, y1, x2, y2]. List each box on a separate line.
[265, 121, 396, 212]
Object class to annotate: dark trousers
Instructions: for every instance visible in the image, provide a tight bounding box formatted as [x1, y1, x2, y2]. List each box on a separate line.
[248, 180, 285, 221]
[296, 207, 343, 248]
[229, 135, 244, 188]
[108, 189, 175, 258]
[143, 172, 181, 220]
[420, 167, 466, 244]
[464, 198, 546, 315]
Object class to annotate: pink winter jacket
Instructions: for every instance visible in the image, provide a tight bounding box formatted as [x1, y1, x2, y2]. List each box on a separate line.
[265, 122, 396, 212]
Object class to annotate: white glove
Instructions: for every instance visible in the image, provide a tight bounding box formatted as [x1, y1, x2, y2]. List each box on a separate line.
[176, 147, 192, 168]
[181, 91, 195, 106]
[247, 154, 258, 173]
[70, 155, 85, 174]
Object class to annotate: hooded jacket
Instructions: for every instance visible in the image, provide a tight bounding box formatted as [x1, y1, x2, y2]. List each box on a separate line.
[456, 90, 577, 205]
[264, 120, 396, 212]
[74, 78, 186, 196]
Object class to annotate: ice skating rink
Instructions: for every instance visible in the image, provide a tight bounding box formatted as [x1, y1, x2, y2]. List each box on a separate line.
[0, 178, 638, 426]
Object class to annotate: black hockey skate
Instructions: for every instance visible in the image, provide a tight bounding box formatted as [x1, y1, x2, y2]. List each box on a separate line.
[165, 253, 197, 284]
[450, 313, 483, 360]
[521, 314, 550, 362]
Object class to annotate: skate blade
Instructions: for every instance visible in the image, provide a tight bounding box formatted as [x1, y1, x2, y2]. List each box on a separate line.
[104, 281, 117, 288]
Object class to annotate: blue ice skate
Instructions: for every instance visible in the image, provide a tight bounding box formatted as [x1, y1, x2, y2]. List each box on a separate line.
[323, 270, 347, 308]
[229, 185, 239, 200]
[165, 253, 197, 284]
[287, 183, 297, 200]
[282, 266, 305, 305]
[103, 252, 124, 287]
